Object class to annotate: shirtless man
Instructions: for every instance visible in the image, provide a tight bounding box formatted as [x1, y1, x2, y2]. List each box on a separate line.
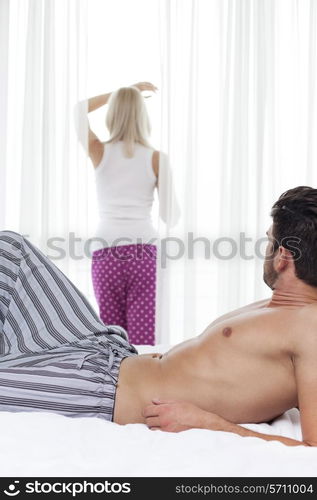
[0, 186, 316, 447]
[115, 185, 317, 447]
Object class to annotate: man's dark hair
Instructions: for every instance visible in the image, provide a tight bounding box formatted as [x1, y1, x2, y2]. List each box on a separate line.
[271, 186, 317, 287]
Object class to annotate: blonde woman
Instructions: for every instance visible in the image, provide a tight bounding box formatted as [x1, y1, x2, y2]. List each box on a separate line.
[78, 82, 160, 345]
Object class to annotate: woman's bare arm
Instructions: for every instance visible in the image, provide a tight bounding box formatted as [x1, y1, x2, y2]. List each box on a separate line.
[74, 97, 108, 167]
[87, 92, 112, 112]
[74, 91, 116, 167]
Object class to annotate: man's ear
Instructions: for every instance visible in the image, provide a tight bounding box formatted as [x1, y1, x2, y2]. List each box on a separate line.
[276, 246, 293, 271]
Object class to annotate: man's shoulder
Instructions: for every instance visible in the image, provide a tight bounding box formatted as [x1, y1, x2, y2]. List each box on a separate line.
[293, 304, 317, 353]
[297, 302, 317, 322]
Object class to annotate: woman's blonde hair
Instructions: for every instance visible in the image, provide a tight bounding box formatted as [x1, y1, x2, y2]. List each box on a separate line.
[105, 86, 153, 158]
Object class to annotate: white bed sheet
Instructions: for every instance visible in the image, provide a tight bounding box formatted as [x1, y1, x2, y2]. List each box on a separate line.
[1, 344, 317, 477]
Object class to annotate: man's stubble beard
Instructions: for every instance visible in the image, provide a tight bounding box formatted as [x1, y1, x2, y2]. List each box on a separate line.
[263, 258, 278, 290]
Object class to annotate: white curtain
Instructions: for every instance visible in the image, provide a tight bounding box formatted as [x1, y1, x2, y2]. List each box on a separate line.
[1, 0, 94, 298]
[157, 0, 317, 345]
[0, 0, 10, 231]
[2, 0, 317, 346]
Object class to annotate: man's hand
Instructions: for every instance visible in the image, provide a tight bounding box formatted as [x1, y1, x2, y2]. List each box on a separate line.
[142, 399, 227, 433]
[142, 400, 308, 446]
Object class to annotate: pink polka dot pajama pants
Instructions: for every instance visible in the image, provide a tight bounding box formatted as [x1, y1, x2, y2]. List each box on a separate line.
[92, 244, 157, 345]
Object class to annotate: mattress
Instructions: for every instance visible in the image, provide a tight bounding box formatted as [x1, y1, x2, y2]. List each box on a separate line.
[1, 344, 316, 477]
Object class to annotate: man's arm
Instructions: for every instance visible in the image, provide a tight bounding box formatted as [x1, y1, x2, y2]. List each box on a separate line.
[143, 400, 309, 447]
[292, 310, 317, 447]
[201, 413, 307, 447]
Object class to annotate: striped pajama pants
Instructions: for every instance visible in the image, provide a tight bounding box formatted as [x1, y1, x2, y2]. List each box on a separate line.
[0, 231, 138, 421]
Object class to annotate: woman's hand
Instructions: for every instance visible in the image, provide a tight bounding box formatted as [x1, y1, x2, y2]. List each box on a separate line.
[142, 399, 227, 433]
[131, 81, 158, 96]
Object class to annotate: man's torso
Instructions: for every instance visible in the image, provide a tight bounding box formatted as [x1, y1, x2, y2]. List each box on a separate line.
[113, 300, 307, 424]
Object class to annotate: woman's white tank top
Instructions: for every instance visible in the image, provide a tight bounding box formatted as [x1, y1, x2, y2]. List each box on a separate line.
[93, 141, 158, 249]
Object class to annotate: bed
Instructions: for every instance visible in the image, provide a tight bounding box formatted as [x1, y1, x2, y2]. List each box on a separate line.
[1, 344, 317, 477]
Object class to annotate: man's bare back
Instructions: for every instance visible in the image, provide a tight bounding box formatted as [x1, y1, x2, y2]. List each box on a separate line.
[114, 297, 308, 426]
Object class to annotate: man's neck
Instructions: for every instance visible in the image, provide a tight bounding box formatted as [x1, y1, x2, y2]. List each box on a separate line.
[268, 283, 317, 308]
